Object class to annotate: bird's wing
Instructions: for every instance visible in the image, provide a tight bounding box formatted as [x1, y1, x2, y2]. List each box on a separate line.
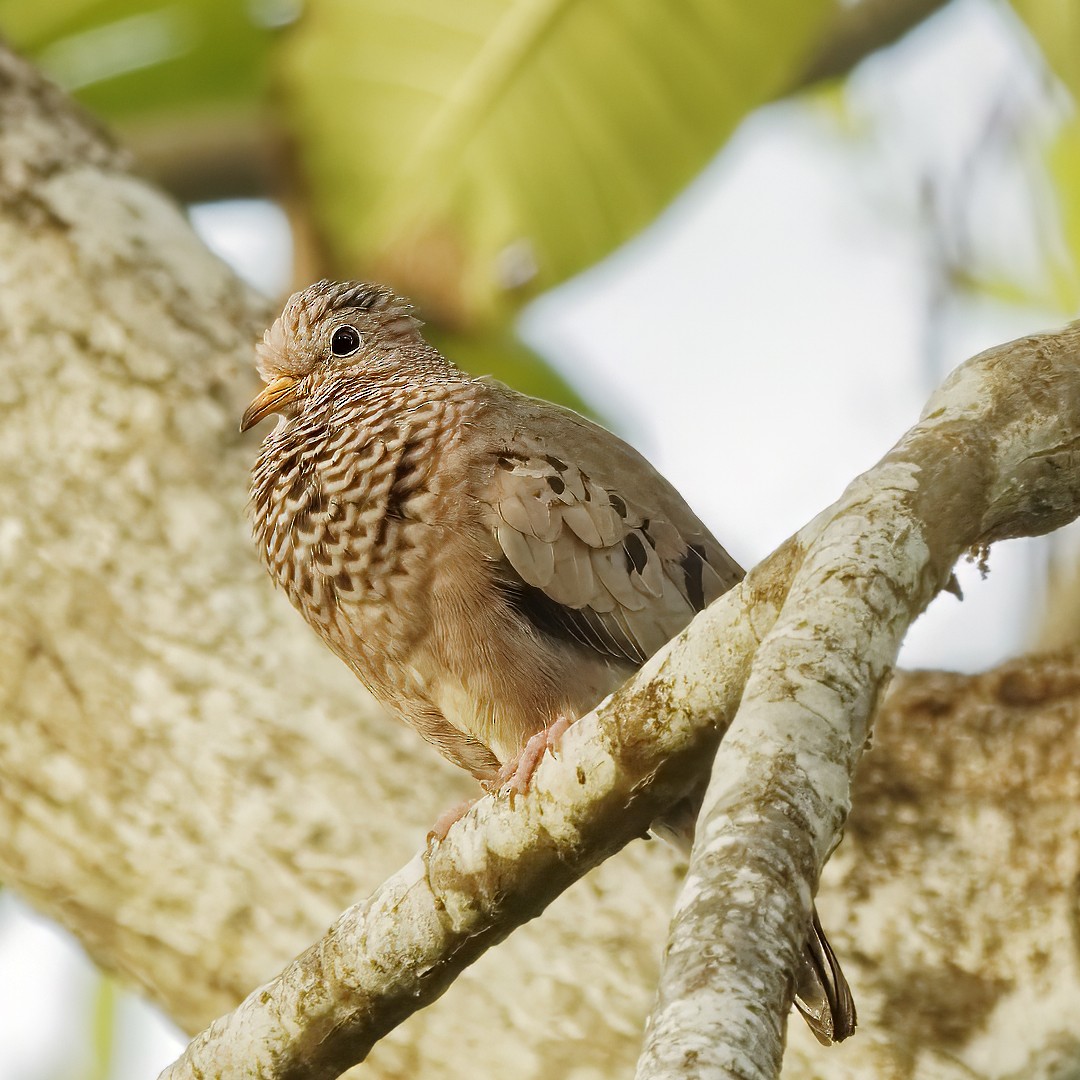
[475, 388, 745, 666]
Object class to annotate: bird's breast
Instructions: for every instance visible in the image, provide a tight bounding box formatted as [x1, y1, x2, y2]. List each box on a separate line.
[249, 392, 482, 666]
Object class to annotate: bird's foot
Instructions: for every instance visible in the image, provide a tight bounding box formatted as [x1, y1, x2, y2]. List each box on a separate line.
[494, 714, 574, 802]
[427, 796, 480, 843]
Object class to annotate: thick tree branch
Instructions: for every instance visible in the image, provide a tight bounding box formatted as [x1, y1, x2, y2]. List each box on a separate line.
[157, 546, 798, 1079]
[638, 326, 1080, 1077]
[161, 326, 1080, 1079]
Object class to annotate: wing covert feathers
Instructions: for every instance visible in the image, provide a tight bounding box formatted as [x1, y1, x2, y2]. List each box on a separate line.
[479, 393, 744, 665]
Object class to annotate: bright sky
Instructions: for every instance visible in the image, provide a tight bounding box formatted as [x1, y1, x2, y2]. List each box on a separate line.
[1, 1, 1073, 1075]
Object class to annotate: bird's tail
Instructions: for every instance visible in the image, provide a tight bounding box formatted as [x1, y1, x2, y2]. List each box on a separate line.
[652, 797, 857, 1045]
[793, 907, 857, 1043]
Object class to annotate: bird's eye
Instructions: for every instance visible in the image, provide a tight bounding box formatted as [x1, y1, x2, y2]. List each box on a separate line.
[330, 324, 362, 357]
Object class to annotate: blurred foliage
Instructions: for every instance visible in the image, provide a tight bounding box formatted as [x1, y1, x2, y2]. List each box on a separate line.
[278, 0, 834, 329]
[0, 0, 838, 395]
[1010, 0, 1080, 100]
[425, 325, 595, 415]
[421, 321, 596, 414]
[1010, 0, 1080, 309]
[5, 0, 1080, 359]
[1049, 119, 1080, 306]
[0, 0, 837, 334]
[85, 976, 117, 1080]
[0, 0, 276, 125]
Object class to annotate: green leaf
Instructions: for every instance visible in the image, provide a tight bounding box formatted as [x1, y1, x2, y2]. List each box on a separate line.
[86, 974, 116, 1080]
[0, 0, 277, 125]
[279, 0, 835, 328]
[1009, 0, 1080, 101]
[1047, 116, 1080, 309]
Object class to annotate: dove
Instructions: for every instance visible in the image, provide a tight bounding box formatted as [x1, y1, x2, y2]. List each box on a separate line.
[242, 279, 855, 1043]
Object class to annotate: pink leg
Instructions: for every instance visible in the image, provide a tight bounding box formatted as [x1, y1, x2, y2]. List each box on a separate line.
[494, 714, 574, 800]
[428, 796, 480, 842]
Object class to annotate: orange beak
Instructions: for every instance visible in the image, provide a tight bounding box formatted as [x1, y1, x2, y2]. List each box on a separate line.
[240, 376, 299, 432]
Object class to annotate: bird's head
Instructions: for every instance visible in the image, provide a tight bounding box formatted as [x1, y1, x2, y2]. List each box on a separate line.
[240, 279, 424, 432]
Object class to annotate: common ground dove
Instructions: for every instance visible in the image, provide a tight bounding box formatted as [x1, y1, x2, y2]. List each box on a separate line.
[241, 279, 856, 1043]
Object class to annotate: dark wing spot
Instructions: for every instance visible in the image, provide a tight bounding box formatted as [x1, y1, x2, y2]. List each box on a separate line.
[497, 452, 527, 471]
[681, 543, 709, 613]
[547, 474, 566, 495]
[544, 454, 569, 472]
[500, 579, 644, 666]
[624, 532, 650, 576]
[609, 493, 627, 517]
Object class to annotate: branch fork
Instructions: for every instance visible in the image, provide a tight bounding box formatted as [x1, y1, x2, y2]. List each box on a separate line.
[163, 324, 1080, 1079]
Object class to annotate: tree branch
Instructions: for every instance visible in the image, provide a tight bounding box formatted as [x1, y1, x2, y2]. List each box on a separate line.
[637, 328, 1080, 1078]
[157, 542, 799, 1079]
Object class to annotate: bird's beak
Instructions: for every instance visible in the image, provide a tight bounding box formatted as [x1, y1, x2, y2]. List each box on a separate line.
[240, 376, 299, 432]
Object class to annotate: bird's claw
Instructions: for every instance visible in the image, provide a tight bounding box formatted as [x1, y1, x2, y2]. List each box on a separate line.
[427, 796, 480, 843]
[495, 715, 574, 802]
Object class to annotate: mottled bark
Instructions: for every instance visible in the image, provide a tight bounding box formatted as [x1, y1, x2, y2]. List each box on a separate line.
[638, 326, 1080, 1079]
[2, 41, 1079, 1080]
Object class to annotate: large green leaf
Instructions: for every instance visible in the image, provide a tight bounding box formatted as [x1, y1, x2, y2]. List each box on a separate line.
[0, 0, 275, 125]
[279, 0, 836, 328]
